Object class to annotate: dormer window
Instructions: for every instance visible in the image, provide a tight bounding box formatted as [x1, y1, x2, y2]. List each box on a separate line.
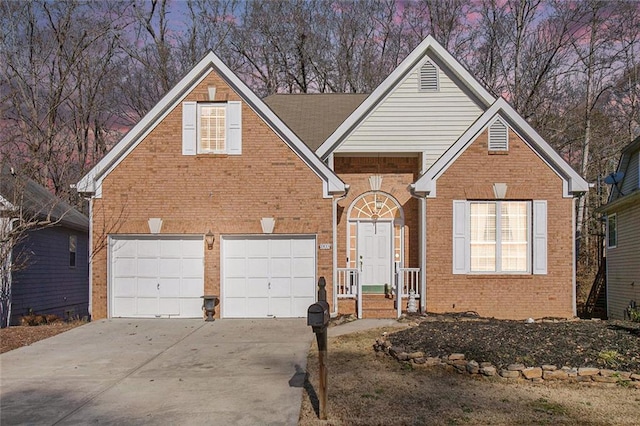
[419, 60, 439, 92]
[489, 118, 508, 151]
[198, 104, 227, 154]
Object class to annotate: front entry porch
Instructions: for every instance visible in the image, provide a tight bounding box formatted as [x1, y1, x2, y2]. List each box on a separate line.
[336, 267, 420, 318]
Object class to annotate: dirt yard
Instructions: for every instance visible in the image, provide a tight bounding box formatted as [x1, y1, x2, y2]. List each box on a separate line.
[0, 321, 85, 354]
[299, 318, 640, 425]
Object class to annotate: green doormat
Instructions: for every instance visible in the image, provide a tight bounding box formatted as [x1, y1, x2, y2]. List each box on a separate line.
[362, 285, 387, 294]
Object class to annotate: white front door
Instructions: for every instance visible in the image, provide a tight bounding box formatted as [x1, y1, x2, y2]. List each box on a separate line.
[222, 236, 316, 318]
[357, 221, 392, 288]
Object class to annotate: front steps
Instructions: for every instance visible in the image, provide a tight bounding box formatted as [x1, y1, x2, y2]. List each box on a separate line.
[361, 294, 397, 318]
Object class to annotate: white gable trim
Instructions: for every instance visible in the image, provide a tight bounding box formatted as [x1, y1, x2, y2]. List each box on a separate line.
[316, 35, 496, 160]
[78, 52, 346, 198]
[412, 98, 588, 198]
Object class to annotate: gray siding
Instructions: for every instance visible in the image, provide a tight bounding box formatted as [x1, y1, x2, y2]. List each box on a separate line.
[621, 151, 639, 195]
[606, 204, 640, 319]
[338, 53, 483, 171]
[10, 225, 89, 324]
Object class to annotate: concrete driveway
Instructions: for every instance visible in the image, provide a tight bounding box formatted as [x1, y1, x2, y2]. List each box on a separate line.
[1, 319, 313, 425]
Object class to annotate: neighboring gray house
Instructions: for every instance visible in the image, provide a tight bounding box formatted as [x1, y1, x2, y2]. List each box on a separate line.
[1, 166, 89, 326]
[600, 136, 640, 320]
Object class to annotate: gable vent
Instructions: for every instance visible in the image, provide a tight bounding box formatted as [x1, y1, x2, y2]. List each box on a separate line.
[489, 119, 508, 151]
[419, 60, 439, 92]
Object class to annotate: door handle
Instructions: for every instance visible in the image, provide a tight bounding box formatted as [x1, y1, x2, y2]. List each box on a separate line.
[268, 282, 271, 290]
[157, 283, 160, 290]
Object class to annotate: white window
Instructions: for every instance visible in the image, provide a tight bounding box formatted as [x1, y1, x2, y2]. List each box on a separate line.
[69, 235, 77, 268]
[607, 214, 617, 248]
[419, 60, 439, 92]
[488, 118, 508, 151]
[453, 200, 547, 275]
[182, 101, 242, 156]
[198, 104, 226, 153]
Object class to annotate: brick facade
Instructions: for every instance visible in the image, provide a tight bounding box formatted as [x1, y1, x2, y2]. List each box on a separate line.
[425, 128, 574, 319]
[90, 71, 333, 319]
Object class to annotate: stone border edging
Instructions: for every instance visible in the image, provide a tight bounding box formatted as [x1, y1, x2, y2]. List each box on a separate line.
[373, 335, 640, 389]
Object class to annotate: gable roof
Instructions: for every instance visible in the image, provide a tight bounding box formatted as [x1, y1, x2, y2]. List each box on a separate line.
[264, 94, 368, 151]
[316, 35, 496, 159]
[599, 136, 640, 213]
[77, 52, 347, 197]
[1, 165, 89, 231]
[411, 98, 589, 197]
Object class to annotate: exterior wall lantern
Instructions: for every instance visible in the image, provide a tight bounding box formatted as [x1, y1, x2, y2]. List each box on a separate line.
[205, 230, 215, 250]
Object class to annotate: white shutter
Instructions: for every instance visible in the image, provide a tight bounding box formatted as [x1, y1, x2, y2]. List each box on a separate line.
[182, 101, 197, 155]
[226, 101, 242, 155]
[452, 200, 469, 274]
[532, 200, 547, 275]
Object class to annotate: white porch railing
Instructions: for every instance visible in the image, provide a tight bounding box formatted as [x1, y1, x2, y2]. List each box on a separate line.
[337, 268, 362, 318]
[395, 268, 421, 318]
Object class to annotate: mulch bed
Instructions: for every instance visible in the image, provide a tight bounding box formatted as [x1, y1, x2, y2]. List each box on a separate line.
[389, 313, 640, 373]
[0, 321, 85, 354]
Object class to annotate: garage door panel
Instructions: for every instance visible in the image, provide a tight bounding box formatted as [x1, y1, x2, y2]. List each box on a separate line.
[293, 258, 314, 277]
[225, 258, 246, 277]
[292, 239, 314, 256]
[225, 278, 247, 297]
[247, 298, 269, 317]
[292, 277, 316, 297]
[137, 278, 159, 297]
[269, 298, 292, 317]
[181, 299, 202, 318]
[158, 298, 180, 315]
[160, 239, 182, 257]
[137, 239, 159, 256]
[137, 298, 158, 315]
[270, 258, 291, 277]
[247, 258, 269, 276]
[270, 239, 291, 256]
[137, 258, 158, 277]
[113, 277, 136, 297]
[112, 239, 135, 256]
[246, 240, 269, 257]
[181, 258, 203, 277]
[292, 297, 314, 316]
[113, 298, 135, 317]
[247, 278, 268, 297]
[159, 278, 180, 297]
[181, 278, 204, 296]
[270, 278, 291, 297]
[159, 259, 181, 277]
[113, 258, 136, 277]
[224, 239, 246, 256]
[224, 298, 247, 318]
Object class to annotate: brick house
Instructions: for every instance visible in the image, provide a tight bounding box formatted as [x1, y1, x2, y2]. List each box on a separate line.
[78, 36, 587, 320]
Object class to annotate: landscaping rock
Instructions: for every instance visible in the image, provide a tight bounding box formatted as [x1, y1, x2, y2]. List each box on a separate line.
[507, 363, 525, 371]
[449, 353, 465, 361]
[630, 373, 640, 381]
[480, 366, 497, 376]
[413, 357, 426, 364]
[479, 362, 493, 368]
[561, 366, 578, 377]
[397, 352, 410, 361]
[408, 351, 424, 360]
[542, 365, 557, 371]
[543, 370, 568, 380]
[425, 357, 441, 366]
[389, 346, 405, 358]
[578, 367, 600, 376]
[599, 369, 616, 377]
[521, 367, 543, 379]
[466, 360, 479, 374]
[592, 375, 618, 384]
[500, 369, 520, 379]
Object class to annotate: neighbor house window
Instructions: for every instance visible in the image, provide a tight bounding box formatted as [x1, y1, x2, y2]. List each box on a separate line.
[469, 201, 530, 273]
[198, 104, 226, 154]
[69, 235, 77, 267]
[607, 214, 617, 248]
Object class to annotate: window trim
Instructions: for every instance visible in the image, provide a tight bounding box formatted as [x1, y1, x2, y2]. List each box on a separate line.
[197, 102, 227, 154]
[607, 213, 617, 249]
[69, 234, 77, 268]
[468, 200, 532, 275]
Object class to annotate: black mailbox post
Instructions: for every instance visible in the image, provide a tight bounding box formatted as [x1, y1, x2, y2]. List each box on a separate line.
[308, 277, 329, 420]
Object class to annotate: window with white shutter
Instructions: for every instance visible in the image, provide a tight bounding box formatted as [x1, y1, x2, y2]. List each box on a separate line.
[182, 101, 242, 155]
[419, 60, 439, 92]
[489, 118, 508, 151]
[453, 200, 543, 274]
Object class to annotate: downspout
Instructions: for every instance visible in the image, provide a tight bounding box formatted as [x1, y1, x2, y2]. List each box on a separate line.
[331, 185, 350, 317]
[409, 184, 427, 313]
[87, 196, 94, 320]
[572, 196, 577, 318]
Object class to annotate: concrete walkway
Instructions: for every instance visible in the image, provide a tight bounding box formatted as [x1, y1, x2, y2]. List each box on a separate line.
[1, 319, 312, 426]
[328, 318, 408, 337]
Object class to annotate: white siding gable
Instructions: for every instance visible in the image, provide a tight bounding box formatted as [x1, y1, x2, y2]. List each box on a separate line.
[336, 55, 483, 171]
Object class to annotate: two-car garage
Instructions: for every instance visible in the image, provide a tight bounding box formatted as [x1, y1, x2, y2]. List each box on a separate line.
[109, 235, 317, 319]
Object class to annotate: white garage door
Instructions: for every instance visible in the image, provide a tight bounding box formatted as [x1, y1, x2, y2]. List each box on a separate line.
[223, 236, 316, 318]
[110, 236, 204, 318]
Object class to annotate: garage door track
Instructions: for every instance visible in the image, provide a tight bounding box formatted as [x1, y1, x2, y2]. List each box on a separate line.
[0, 319, 313, 425]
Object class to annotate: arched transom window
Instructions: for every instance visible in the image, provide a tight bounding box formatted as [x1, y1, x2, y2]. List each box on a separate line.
[349, 192, 401, 221]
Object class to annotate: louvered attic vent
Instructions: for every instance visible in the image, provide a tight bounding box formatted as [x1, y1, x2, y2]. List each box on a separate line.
[489, 119, 508, 151]
[419, 60, 439, 92]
